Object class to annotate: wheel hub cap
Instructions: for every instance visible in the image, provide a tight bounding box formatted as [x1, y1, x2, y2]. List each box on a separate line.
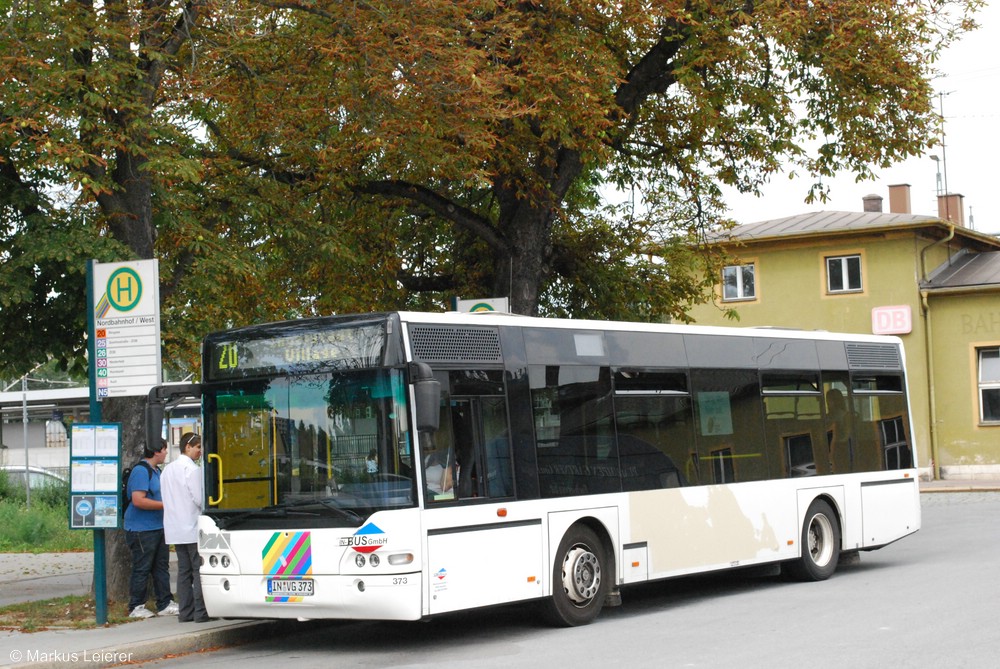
[563, 546, 600, 604]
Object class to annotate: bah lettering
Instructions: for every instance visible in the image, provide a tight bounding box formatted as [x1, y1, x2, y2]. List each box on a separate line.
[961, 312, 1000, 335]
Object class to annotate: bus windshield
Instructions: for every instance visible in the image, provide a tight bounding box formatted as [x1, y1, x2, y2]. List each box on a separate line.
[205, 367, 415, 527]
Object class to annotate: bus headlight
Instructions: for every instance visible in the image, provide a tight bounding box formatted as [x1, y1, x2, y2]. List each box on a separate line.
[355, 554, 366, 568]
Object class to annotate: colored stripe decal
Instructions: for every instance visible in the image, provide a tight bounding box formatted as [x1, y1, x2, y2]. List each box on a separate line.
[95, 293, 111, 318]
[283, 533, 311, 575]
[262, 531, 313, 576]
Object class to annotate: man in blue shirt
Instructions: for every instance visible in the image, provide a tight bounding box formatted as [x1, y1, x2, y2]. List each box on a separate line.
[124, 439, 178, 618]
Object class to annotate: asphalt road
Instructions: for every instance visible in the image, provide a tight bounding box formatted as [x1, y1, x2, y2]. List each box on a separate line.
[124, 491, 1000, 669]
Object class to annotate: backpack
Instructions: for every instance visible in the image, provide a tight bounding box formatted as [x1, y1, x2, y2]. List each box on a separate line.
[121, 461, 155, 514]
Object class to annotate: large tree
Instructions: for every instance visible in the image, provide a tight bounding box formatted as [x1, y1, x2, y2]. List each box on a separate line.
[0, 0, 217, 602]
[196, 0, 980, 316]
[0, 0, 409, 602]
[0, 0, 981, 601]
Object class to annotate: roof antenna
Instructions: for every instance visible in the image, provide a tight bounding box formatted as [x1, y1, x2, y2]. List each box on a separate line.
[937, 91, 953, 221]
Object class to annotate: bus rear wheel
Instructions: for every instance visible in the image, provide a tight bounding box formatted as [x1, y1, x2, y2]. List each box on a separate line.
[544, 525, 608, 627]
[788, 499, 841, 581]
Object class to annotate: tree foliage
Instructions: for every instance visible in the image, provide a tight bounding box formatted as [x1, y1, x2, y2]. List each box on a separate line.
[2, 0, 983, 373]
[184, 0, 980, 318]
[0, 0, 982, 599]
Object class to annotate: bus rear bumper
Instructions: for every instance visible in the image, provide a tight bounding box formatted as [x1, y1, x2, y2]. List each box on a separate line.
[201, 572, 423, 621]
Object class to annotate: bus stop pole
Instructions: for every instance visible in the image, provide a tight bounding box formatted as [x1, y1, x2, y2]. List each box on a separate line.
[86, 259, 108, 626]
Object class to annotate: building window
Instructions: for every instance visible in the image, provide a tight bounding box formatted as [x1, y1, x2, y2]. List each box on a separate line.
[979, 348, 1000, 423]
[826, 255, 862, 293]
[722, 264, 755, 301]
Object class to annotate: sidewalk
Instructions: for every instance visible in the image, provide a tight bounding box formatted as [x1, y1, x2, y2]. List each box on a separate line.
[0, 552, 285, 669]
[2, 480, 999, 667]
[1, 615, 286, 669]
[918, 478, 1000, 493]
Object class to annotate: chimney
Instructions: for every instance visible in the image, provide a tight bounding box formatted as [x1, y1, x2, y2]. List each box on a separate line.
[862, 194, 883, 213]
[888, 184, 911, 214]
[937, 193, 965, 227]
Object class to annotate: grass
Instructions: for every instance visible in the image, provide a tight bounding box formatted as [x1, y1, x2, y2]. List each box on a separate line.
[0, 596, 131, 632]
[0, 486, 92, 553]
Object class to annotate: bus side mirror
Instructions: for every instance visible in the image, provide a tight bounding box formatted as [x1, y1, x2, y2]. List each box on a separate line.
[409, 362, 441, 433]
[146, 383, 204, 449]
[145, 398, 166, 452]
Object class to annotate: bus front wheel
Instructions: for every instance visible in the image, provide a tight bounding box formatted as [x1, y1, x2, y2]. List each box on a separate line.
[544, 525, 608, 627]
[788, 499, 841, 581]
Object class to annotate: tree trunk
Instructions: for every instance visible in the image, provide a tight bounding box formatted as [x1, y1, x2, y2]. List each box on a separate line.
[499, 205, 552, 316]
[101, 386, 153, 605]
[96, 164, 157, 606]
[493, 149, 580, 316]
[100, 154, 155, 260]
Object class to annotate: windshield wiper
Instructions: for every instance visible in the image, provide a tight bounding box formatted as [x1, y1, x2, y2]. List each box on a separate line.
[213, 497, 365, 529]
[282, 497, 364, 524]
[213, 505, 319, 529]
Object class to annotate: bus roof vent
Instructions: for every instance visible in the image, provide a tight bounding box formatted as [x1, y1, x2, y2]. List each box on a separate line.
[409, 326, 503, 363]
[845, 343, 901, 370]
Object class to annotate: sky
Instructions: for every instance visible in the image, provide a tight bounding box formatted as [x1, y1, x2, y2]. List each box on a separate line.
[723, 1, 1000, 235]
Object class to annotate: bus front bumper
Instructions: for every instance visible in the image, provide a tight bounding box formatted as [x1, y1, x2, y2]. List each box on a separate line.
[201, 572, 423, 621]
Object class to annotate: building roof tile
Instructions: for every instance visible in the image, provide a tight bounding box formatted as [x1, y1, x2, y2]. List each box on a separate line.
[717, 211, 939, 242]
[923, 251, 1000, 290]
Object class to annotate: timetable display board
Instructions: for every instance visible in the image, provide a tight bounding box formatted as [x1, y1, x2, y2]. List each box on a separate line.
[69, 423, 122, 529]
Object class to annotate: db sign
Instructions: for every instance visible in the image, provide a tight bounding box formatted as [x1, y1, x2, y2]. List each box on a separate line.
[872, 305, 912, 335]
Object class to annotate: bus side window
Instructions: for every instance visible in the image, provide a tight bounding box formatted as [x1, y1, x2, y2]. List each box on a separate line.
[690, 369, 768, 483]
[482, 397, 513, 497]
[822, 375, 855, 473]
[613, 368, 696, 491]
[530, 365, 618, 498]
[850, 374, 911, 472]
[761, 372, 823, 478]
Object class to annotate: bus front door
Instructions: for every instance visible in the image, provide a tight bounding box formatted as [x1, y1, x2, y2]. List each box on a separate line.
[424, 395, 540, 614]
[210, 393, 280, 509]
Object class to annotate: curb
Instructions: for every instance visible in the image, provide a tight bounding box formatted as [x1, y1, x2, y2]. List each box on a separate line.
[921, 485, 1000, 493]
[8, 620, 287, 669]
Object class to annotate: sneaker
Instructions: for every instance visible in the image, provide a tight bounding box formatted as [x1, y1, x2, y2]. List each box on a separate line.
[129, 605, 155, 619]
[157, 601, 180, 616]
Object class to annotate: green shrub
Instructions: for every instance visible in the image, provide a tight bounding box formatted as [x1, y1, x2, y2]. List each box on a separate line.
[0, 479, 91, 552]
[0, 469, 21, 503]
[0, 469, 71, 507]
[31, 481, 70, 508]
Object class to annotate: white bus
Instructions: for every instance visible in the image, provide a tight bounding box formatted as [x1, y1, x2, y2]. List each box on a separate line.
[155, 312, 920, 626]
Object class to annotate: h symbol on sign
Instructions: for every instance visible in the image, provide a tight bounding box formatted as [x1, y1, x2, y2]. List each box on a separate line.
[112, 275, 135, 303]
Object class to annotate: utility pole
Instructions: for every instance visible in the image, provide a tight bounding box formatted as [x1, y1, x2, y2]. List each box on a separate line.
[22, 375, 29, 508]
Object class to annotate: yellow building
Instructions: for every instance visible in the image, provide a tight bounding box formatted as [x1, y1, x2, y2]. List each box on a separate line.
[687, 186, 1000, 480]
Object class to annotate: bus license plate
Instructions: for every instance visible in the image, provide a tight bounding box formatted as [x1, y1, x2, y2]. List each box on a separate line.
[267, 578, 314, 596]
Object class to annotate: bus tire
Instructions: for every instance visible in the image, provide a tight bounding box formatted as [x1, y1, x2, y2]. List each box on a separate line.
[788, 499, 841, 582]
[543, 525, 608, 627]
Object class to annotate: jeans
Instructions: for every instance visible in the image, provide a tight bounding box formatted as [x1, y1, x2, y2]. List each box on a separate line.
[126, 529, 172, 611]
[175, 543, 209, 621]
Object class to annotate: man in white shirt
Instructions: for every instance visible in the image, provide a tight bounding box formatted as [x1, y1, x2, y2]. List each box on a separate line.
[161, 432, 212, 623]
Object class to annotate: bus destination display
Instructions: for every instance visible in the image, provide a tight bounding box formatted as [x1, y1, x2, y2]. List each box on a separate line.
[206, 323, 385, 380]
